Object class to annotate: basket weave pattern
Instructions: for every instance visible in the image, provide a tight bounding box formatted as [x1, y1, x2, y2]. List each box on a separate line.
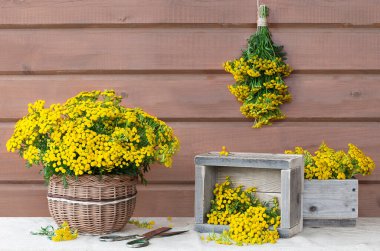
[48, 175, 137, 235]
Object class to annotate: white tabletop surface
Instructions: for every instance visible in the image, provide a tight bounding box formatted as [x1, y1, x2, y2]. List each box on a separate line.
[0, 217, 379, 251]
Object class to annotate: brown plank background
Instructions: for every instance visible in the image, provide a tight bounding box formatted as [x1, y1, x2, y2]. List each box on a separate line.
[0, 0, 379, 217]
[0, 0, 378, 26]
[0, 28, 379, 73]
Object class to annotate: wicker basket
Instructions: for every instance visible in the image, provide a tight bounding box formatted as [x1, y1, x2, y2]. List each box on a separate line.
[47, 175, 137, 235]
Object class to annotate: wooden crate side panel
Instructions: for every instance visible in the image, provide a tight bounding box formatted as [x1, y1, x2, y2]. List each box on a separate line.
[289, 166, 303, 229]
[303, 179, 358, 219]
[280, 170, 291, 229]
[0, 29, 379, 73]
[217, 167, 281, 193]
[0, 0, 378, 25]
[194, 165, 216, 224]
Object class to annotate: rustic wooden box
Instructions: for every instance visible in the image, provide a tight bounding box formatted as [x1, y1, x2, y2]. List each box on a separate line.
[303, 179, 358, 227]
[194, 152, 304, 238]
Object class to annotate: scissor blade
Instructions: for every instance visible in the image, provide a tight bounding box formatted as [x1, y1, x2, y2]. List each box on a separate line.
[99, 234, 139, 242]
[158, 230, 188, 237]
[142, 227, 171, 239]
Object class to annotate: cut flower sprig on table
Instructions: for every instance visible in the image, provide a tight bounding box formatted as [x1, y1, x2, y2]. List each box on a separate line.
[6, 90, 180, 184]
[206, 177, 281, 245]
[129, 219, 155, 229]
[285, 142, 375, 180]
[224, 5, 292, 128]
[31, 221, 78, 242]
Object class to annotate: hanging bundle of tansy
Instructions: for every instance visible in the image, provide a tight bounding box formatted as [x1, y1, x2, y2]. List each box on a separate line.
[224, 5, 292, 128]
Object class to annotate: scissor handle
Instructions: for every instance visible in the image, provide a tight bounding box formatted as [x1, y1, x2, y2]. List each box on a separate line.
[126, 238, 149, 248]
[99, 234, 141, 242]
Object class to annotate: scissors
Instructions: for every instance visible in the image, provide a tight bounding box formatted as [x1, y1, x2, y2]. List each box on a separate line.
[99, 227, 188, 248]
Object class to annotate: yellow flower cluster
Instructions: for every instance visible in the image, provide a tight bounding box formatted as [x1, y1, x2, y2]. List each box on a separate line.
[285, 142, 375, 180]
[348, 144, 375, 176]
[51, 222, 78, 242]
[227, 85, 250, 102]
[31, 221, 78, 242]
[206, 177, 281, 246]
[224, 55, 292, 128]
[224, 56, 291, 82]
[6, 90, 180, 182]
[128, 219, 155, 229]
[229, 206, 280, 245]
[207, 179, 255, 225]
[219, 146, 229, 156]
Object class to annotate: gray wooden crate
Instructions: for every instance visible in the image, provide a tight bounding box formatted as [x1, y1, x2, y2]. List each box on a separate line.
[303, 179, 358, 227]
[194, 152, 304, 238]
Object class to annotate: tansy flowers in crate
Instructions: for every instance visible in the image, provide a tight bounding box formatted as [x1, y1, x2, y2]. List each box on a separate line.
[6, 90, 180, 184]
[285, 142, 375, 180]
[224, 5, 292, 128]
[206, 177, 280, 245]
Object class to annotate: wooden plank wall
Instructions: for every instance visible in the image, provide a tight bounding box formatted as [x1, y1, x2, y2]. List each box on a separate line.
[0, 0, 379, 217]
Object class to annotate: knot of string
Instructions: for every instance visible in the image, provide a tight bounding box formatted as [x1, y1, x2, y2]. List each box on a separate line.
[257, 0, 267, 27]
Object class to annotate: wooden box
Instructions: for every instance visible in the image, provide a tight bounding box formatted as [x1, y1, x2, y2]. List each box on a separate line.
[194, 152, 304, 238]
[303, 179, 358, 227]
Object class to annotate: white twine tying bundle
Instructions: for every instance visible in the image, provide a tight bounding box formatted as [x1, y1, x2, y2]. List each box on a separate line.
[47, 193, 137, 206]
[257, 17, 267, 27]
[256, 0, 267, 27]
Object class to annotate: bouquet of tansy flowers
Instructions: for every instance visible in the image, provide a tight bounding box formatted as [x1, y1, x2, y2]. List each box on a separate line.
[6, 90, 180, 184]
[224, 5, 292, 128]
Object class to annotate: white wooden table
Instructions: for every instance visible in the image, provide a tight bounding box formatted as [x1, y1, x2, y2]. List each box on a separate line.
[0, 217, 379, 251]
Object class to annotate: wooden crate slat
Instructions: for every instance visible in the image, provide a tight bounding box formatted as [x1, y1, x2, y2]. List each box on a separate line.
[290, 167, 303, 229]
[304, 180, 358, 219]
[195, 165, 216, 224]
[217, 167, 281, 193]
[280, 169, 291, 229]
[303, 219, 356, 227]
[195, 152, 302, 170]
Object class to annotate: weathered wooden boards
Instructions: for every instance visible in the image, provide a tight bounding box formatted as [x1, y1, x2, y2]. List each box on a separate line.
[303, 179, 358, 227]
[0, 29, 378, 73]
[1, 182, 379, 217]
[0, 0, 379, 218]
[0, 0, 378, 26]
[3, 122, 380, 182]
[194, 152, 304, 238]
[1, 74, 379, 121]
